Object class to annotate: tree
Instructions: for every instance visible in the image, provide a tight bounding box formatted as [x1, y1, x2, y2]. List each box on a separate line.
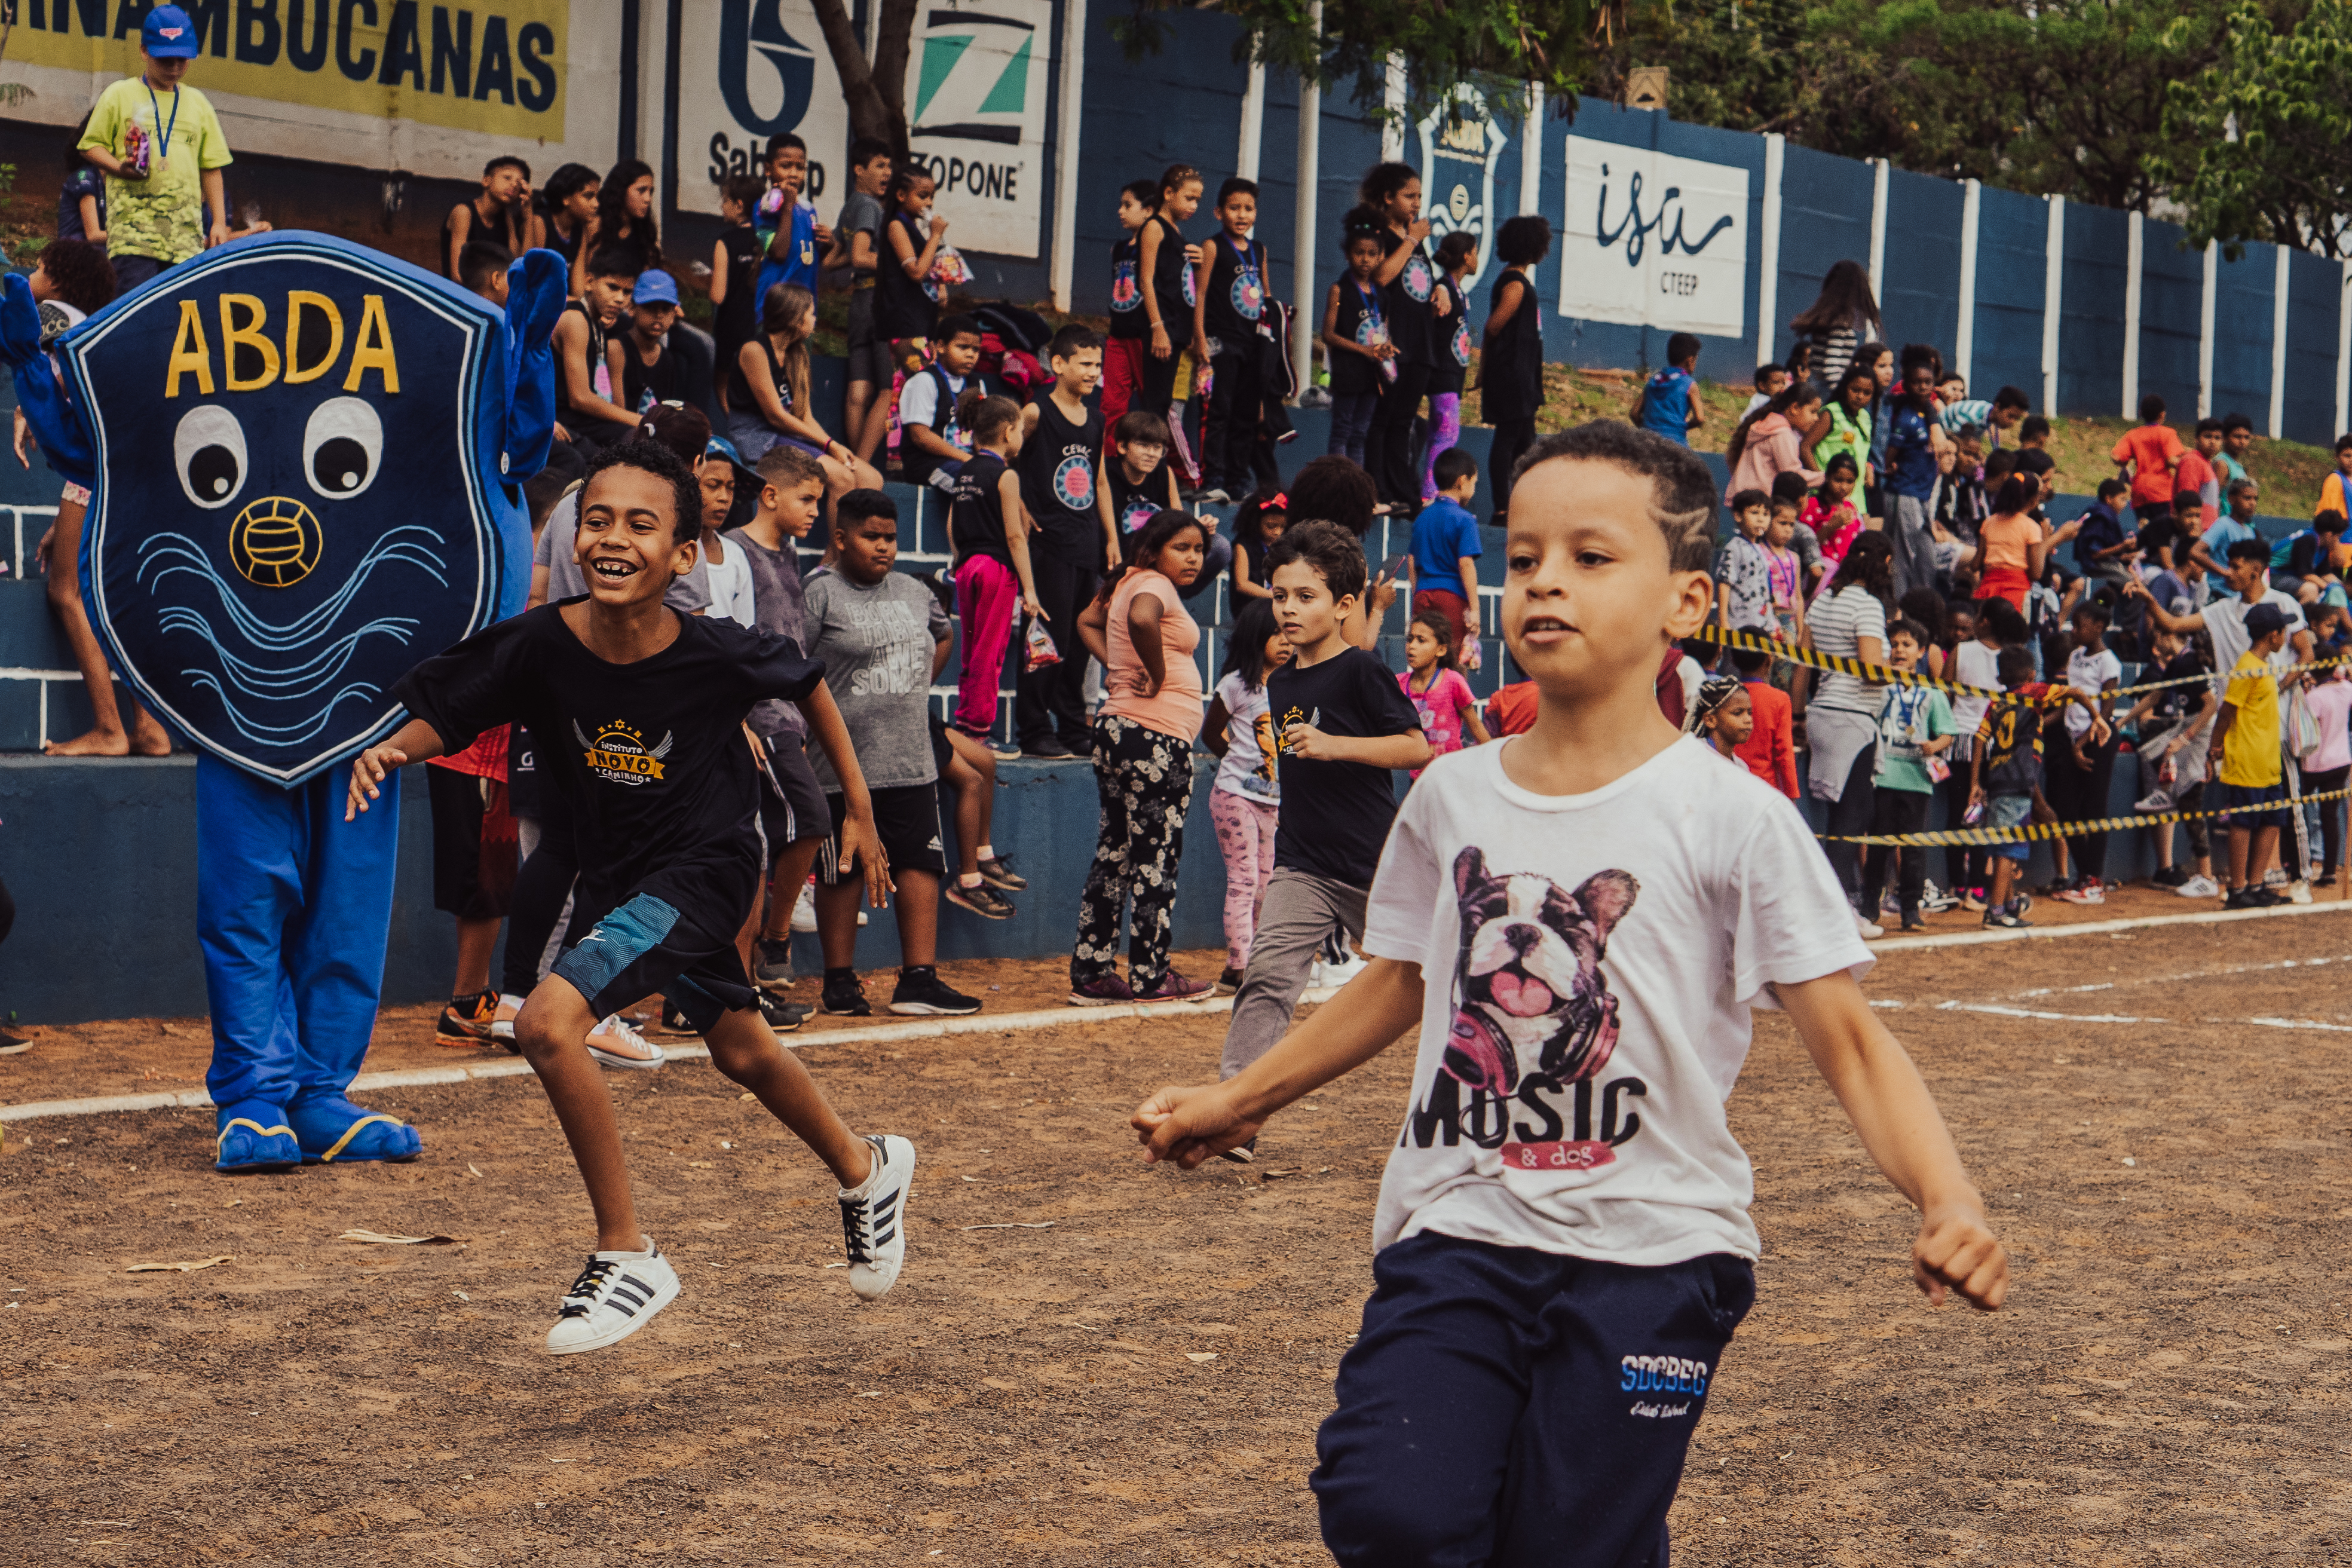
[2159, 0, 2352, 258]
[1109, 0, 1627, 118]
[1590, 0, 2243, 213]
[805, 0, 920, 152]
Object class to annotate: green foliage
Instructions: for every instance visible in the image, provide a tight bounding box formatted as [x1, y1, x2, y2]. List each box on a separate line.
[2160, 0, 2352, 258]
[1591, 0, 2240, 212]
[1108, 0, 1613, 120]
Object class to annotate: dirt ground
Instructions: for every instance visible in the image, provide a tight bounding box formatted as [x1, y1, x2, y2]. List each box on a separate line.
[7, 911, 2352, 1563]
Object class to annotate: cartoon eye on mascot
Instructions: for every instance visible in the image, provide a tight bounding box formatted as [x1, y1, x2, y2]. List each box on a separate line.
[2, 234, 565, 1172]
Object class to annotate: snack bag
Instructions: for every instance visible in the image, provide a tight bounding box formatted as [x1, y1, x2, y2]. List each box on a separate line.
[122, 121, 151, 180]
[1460, 635, 1483, 673]
[1024, 615, 1062, 672]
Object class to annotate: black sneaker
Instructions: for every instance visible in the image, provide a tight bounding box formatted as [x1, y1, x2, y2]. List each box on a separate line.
[657, 1002, 702, 1036]
[2151, 865, 2191, 888]
[2319, 871, 2339, 889]
[754, 936, 796, 994]
[758, 992, 808, 1032]
[945, 879, 1016, 920]
[977, 855, 1027, 891]
[1215, 966, 1244, 995]
[820, 973, 872, 1016]
[1983, 906, 2032, 929]
[1027, 735, 1078, 760]
[890, 966, 981, 1016]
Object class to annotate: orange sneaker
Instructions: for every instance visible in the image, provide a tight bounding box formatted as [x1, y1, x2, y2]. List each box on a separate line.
[435, 989, 499, 1047]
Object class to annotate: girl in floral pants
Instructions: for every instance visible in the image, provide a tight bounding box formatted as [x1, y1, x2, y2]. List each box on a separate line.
[1069, 511, 1214, 1004]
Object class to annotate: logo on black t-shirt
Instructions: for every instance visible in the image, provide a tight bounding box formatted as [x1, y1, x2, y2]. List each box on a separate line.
[1053, 451, 1095, 511]
[575, 719, 672, 786]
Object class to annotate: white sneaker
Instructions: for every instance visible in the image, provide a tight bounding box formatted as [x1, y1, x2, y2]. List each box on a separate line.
[586, 1014, 664, 1070]
[837, 1133, 916, 1302]
[546, 1239, 679, 1355]
[1855, 911, 1885, 939]
[1316, 953, 1369, 988]
[2178, 874, 2221, 899]
[489, 992, 527, 1043]
[791, 883, 819, 933]
[2134, 788, 2174, 813]
[2290, 878, 2314, 905]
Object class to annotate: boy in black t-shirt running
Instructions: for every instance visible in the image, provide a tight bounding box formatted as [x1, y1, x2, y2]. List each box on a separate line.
[1213, 522, 1428, 1154]
[352, 442, 914, 1357]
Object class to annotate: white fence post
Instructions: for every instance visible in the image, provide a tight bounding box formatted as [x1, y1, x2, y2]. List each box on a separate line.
[2123, 210, 2143, 418]
[2198, 239, 2218, 419]
[1518, 82, 1544, 218]
[1292, 7, 1324, 400]
[2270, 244, 2291, 439]
[1236, 55, 1266, 182]
[1048, 0, 1089, 312]
[1955, 179, 1981, 393]
[2041, 195, 2063, 413]
[1756, 133, 1784, 370]
[1867, 158, 1889, 298]
[1381, 56, 1405, 161]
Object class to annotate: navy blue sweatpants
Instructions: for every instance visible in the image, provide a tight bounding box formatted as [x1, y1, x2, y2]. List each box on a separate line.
[1312, 1232, 1755, 1568]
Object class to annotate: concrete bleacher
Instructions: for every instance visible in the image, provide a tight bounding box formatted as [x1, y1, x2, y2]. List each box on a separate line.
[0, 364, 2319, 1024]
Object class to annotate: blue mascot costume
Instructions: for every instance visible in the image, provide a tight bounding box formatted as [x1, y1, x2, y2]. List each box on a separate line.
[3, 234, 565, 1171]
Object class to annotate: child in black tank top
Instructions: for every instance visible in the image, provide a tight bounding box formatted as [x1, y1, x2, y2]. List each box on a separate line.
[1102, 179, 1161, 430]
[1196, 176, 1281, 500]
[1134, 166, 1203, 474]
[1013, 326, 1113, 756]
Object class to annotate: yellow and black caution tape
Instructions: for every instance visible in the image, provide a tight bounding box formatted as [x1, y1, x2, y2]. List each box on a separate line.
[1705, 625, 2352, 705]
[1815, 785, 2352, 847]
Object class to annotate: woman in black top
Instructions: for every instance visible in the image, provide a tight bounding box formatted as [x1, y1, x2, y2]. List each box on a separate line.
[538, 163, 600, 295]
[1420, 228, 1477, 503]
[583, 160, 661, 280]
[709, 173, 767, 388]
[874, 167, 947, 341]
[1358, 162, 1450, 512]
[1479, 215, 1551, 523]
[1134, 163, 1203, 459]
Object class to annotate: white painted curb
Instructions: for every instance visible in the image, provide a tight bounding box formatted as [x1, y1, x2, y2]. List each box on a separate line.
[0, 987, 1336, 1125]
[1863, 896, 2352, 953]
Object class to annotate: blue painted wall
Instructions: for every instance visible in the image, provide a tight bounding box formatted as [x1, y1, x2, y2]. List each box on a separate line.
[2059, 203, 2130, 419]
[1879, 170, 1964, 362]
[1970, 186, 2047, 403]
[2286, 249, 2341, 447]
[2137, 220, 2203, 424]
[2211, 246, 2274, 424]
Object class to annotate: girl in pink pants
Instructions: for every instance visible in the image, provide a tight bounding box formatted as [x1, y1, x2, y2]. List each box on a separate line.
[1199, 599, 1290, 990]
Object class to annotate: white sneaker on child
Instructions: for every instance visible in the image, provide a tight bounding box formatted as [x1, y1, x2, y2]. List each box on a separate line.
[586, 1014, 664, 1069]
[1854, 911, 1885, 939]
[1315, 953, 1369, 989]
[2178, 874, 2221, 899]
[546, 1239, 679, 1355]
[792, 882, 819, 933]
[838, 1134, 917, 1302]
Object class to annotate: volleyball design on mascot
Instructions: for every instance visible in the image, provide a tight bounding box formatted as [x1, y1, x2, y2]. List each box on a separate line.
[3, 232, 563, 1171]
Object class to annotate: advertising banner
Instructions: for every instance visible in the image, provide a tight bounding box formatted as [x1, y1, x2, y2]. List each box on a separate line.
[679, 0, 1055, 260]
[1560, 135, 1748, 340]
[0, 0, 623, 183]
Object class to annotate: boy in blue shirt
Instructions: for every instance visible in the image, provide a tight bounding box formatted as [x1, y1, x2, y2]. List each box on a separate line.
[1633, 332, 1705, 446]
[1133, 421, 2007, 1566]
[1407, 448, 1482, 650]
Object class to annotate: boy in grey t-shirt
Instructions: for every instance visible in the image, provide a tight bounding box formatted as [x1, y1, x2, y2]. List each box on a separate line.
[801, 490, 978, 1019]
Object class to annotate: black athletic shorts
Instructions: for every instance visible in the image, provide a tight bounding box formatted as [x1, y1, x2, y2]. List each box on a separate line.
[817, 783, 948, 883]
[427, 764, 513, 920]
[550, 890, 758, 1035]
[757, 731, 834, 862]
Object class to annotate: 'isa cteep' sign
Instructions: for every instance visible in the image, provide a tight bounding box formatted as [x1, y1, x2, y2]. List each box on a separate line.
[1559, 137, 1749, 341]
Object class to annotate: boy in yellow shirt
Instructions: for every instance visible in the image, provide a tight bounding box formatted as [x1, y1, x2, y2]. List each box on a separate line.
[2209, 601, 2293, 908]
[76, 5, 232, 295]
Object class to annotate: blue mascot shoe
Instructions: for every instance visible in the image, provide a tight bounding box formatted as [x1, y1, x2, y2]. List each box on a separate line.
[287, 1093, 422, 1165]
[214, 1100, 302, 1174]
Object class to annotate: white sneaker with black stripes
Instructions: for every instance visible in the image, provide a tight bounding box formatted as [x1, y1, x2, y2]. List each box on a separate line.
[837, 1134, 917, 1301]
[545, 1238, 679, 1355]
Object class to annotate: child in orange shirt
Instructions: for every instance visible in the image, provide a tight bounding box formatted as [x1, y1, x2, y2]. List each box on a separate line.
[2112, 393, 2185, 525]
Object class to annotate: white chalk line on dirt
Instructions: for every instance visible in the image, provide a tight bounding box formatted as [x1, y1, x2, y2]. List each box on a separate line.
[1867, 896, 2352, 953]
[2010, 953, 2352, 1001]
[1934, 1001, 2166, 1024]
[0, 987, 1339, 1126]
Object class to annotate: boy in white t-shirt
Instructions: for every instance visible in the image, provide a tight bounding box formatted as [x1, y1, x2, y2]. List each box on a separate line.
[1132, 421, 2007, 1566]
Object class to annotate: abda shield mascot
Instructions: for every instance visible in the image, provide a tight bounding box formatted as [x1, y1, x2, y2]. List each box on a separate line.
[5, 233, 563, 1172]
